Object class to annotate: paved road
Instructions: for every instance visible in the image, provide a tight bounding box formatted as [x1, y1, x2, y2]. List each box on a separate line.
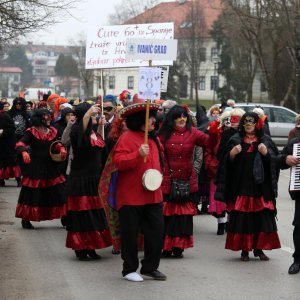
[0, 170, 299, 300]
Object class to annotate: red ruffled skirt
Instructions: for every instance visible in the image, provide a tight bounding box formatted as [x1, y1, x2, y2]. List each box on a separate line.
[225, 195, 280, 251]
[0, 166, 21, 179]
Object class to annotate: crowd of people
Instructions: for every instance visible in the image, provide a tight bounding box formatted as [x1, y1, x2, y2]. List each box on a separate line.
[1, 93, 300, 281]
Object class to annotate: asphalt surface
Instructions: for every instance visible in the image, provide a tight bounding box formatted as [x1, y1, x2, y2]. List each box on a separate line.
[0, 170, 299, 300]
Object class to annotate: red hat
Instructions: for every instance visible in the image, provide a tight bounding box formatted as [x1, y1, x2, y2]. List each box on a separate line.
[120, 97, 159, 118]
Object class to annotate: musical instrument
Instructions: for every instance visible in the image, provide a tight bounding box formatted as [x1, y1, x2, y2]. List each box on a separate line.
[142, 169, 163, 191]
[290, 143, 300, 191]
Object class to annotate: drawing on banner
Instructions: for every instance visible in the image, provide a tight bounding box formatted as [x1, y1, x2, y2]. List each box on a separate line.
[138, 67, 161, 100]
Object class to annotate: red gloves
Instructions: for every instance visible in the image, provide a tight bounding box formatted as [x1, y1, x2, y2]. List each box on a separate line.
[60, 147, 67, 160]
[209, 120, 220, 134]
[22, 151, 31, 164]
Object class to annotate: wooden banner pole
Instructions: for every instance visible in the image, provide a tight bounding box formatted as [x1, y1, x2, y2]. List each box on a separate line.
[144, 60, 152, 162]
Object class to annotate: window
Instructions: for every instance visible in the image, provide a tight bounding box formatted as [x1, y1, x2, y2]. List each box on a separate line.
[199, 76, 205, 90]
[273, 108, 296, 123]
[211, 47, 219, 61]
[199, 48, 206, 62]
[109, 76, 115, 89]
[35, 60, 46, 65]
[128, 76, 134, 89]
[210, 76, 219, 90]
[260, 79, 267, 92]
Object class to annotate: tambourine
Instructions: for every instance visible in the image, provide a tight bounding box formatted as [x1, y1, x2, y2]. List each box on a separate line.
[142, 169, 163, 191]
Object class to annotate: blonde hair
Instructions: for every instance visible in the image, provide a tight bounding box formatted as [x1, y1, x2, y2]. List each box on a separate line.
[230, 108, 245, 117]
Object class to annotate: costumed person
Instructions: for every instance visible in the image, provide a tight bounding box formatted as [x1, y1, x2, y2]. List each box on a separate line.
[205, 106, 227, 235]
[280, 138, 300, 274]
[217, 108, 245, 161]
[158, 105, 219, 258]
[112, 100, 166, 282]
[8, 97, 30, 141]
[119, 90, 131, 107]
[65, 102, 112, 261]
[195, 105, 210, 214]
[3, 102, 10, 112]
[53, 97, 68, 121]
[101, 95, 118, 166]
[15, 109, 67, 229]
[215, 112, 281, 261]
[54, 107, 75, 177]
[0, 102, 21, 187]
[253, 107, 270, 136]
[288, 114, 300, 142]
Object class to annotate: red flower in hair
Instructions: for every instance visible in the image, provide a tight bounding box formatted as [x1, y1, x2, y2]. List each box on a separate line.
[256, 118, 264, 130]
[182, 104, 189, 113]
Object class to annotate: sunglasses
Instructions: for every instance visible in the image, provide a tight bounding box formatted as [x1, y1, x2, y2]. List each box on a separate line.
[103, 106, 114, 112]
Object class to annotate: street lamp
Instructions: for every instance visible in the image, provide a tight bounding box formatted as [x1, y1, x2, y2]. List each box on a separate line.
[212, 56, 220, 103]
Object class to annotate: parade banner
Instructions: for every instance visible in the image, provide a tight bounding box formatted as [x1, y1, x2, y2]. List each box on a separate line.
[138, 67, 161, 100]
[126, 38, 177, 61]
[85, 23, 174, 69]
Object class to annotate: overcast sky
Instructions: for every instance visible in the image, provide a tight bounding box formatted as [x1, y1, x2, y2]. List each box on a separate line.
[23, 0, 171, 46]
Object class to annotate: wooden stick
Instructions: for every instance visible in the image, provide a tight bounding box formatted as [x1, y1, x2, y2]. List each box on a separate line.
[101, 69, 105, 140]
[144, 60, 152, 162]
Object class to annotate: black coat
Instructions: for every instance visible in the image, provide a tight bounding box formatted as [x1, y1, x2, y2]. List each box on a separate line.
[215, 133, 282, 203]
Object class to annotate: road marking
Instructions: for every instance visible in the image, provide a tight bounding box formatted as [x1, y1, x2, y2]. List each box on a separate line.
[281, 245, 294, 254]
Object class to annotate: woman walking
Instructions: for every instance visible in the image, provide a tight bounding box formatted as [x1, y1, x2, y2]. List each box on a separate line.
[65, 102, 111, 261]
[159, 105, 219, 258]
[215, 112, 281, 261]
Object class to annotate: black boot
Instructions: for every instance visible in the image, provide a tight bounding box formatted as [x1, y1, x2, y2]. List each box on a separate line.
[75, 250, 90, 261]
[0, 179, 5, 187]
[253, 249, 269, 261]
[217, 223, 225, 235]
[61, 216, 67, 227]
[241, 250, 249, 261]
[21, 220, 34, 229]
[161, 250, 172, 258]
[16, 177, 22, 187]
[173, 247, 184, 258]
[87, 250, 102, 260]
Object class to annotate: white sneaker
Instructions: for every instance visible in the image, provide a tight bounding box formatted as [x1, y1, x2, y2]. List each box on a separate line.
[123, 272, 144, 282]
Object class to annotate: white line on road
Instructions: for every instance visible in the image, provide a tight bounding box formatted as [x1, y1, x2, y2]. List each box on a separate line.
[281, 245, 294, 254]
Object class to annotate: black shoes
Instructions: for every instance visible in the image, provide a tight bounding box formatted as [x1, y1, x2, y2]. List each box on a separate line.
[241, 251, 249, 261]
[21, 220, 34, 229]
[75, 250, 90, 261]
[61, 216, 67, 227]
[288, 262, 300, 275]
[140, 270, 167, 281]
[112, 248, 120, 255]
[253, 249, 269, 261]
[0, 179, 5, 187]
[173, 247, 184, 258]
[75, 250, 101, 261]
[87, 250, 102, 260]
[161, 250, 173, 258]
[217, 223, 225, 235]
[16, 177, 22, 187]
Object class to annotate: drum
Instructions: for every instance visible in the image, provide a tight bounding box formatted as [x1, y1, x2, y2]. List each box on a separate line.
[142, 169, 163, 191]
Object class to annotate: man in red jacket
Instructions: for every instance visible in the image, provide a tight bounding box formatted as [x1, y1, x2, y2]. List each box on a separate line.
[113, 100, 166, 282]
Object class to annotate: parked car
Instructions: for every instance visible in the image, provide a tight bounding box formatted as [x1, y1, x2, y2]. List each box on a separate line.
[235, 103, 297, 146]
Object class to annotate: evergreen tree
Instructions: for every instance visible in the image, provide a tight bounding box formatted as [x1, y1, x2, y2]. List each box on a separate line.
[55, 54, 79, 77]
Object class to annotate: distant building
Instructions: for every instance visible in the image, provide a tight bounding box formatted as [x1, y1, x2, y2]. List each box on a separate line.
[0, 67, 22, 98]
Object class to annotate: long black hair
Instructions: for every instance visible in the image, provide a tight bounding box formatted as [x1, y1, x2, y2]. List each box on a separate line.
[158, 105, 192, 142]
[125, 110, 157, 131]
[31, 109, 51, 127]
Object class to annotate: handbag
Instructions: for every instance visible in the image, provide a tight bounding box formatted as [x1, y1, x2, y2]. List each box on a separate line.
[165, 151, 191, 202]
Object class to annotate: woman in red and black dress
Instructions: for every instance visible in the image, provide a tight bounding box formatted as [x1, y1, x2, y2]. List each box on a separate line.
[158, 105, 219, 258]
[215, 112, 281, 261]
[0, 102, 21, 187]
[15, 109, 67, 229]
[65, 102, 111, 261]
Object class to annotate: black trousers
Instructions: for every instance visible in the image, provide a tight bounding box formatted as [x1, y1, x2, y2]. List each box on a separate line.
[293, 200, 300, 262]
[119, 203, 164, 276]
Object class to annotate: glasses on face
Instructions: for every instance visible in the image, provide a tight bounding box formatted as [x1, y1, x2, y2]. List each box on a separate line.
[103, 106, 114, 112]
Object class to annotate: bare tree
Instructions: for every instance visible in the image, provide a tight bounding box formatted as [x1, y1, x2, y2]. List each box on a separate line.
[108, 0, 159, 25]
[69, 35, 94, 97]
[0, 0, 77, 47]
[177, 0, 208, 105]
[223, 0, 297, 104]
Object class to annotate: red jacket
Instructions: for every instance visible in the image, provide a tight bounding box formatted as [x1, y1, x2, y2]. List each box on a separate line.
[160, 126, 217, 194]
[113, 130, 163, 210]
